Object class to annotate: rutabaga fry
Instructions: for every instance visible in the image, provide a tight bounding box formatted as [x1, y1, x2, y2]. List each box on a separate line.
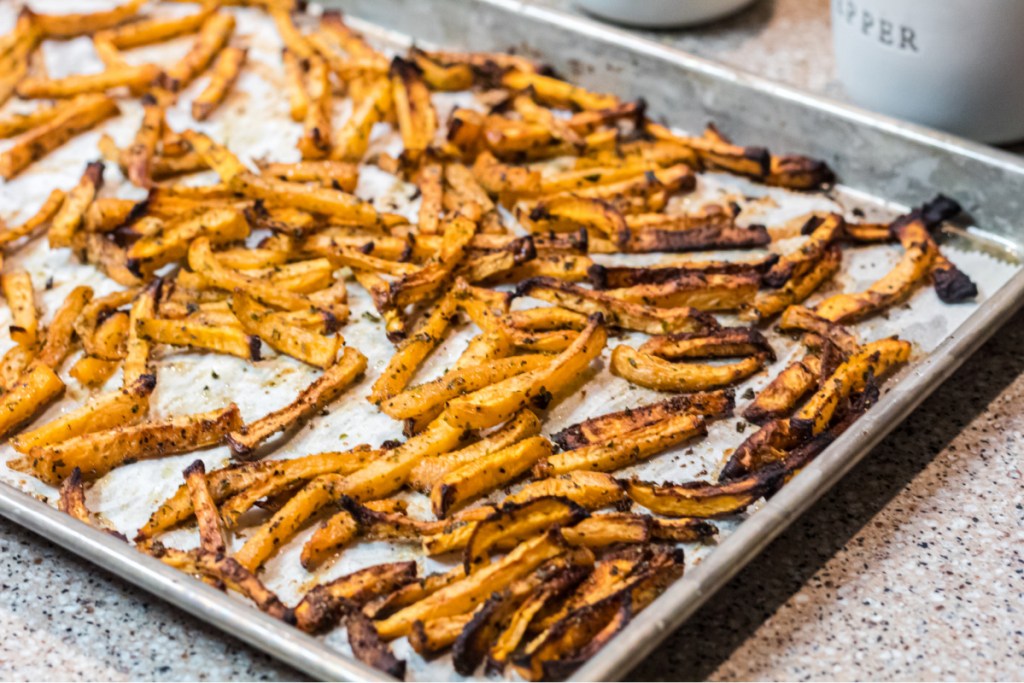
[390, 56, 437, 162]
[183, 460, 228, 555]
[137, 317, 259, 360]
[0, 189, 65, 248]
[463, 497, 588, 572]
[12, 403, 242, 485]
[380, 354, 549, 421]
[125, 96, 163, 188]
[36, 285, 93, 369]
[0, 362, 65, 439]
[502, 70, 618, 110]
[281, 48, 310, 122]
[431, 435, 554, 517]
[369, 294, 457, 404]
[541, 412, 707, 476]
[164, 12, 236, 92]
[331, 76, 392, 162]
[219, 448, 382, 527]
[299, 508, 358, 570]
[515, 278, 717, 336]
[375, 530, 568, 640]
[624, 466, 785, 518]
[192, 46, 247, 121]
[0, 103, 59, 139]
[407, 409, 541, 492]
[127, 208, 249, 268]
[443, 315, 607, 431]
[58, 468, 90, 525]
[100, 2, 216, 48]
[259, 160, 358, 191]
[298, 54, 332, 159]
[2, 270, 37, 347]
[17, 63, 161, 99]
[31, 0, 146, 39]
[294, 561, 418, 633]
[227, 345, 367, 458]
[229, 294, 341, 368]
[611, 344, 765, 393]
[234, 417, 463, 570]
[48, 161, 104, 248]
[505, 471, 626, 510]
[0, 96, 117, 181]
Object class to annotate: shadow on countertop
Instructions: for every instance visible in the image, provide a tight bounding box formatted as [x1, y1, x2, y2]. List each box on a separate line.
[627, 307, 1024, 681]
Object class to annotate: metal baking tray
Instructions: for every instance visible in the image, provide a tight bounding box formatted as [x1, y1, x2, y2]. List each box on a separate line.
[3, 0, 1024, 680]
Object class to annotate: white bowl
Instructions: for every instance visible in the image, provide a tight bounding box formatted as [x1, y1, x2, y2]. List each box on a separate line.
[575, 0, 759, 29]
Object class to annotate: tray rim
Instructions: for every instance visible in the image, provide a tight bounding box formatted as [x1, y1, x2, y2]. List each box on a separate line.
[2, 1, 1024, 682]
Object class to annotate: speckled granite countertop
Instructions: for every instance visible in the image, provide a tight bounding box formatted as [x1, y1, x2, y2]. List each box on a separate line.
[2, 0, 1023, 680]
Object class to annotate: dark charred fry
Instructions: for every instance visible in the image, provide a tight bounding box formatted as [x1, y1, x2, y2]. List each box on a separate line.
[464, 497, 588, 573]
[932, 253, 978, 303]
[639, 327, 774, 361]
[626, 223, 770, 253]
[588, 254, 778, 290]
[625, 466, 785, 518]
[294, 561, 418, 633]
[346, 611, 406, 679]
[552, 391, 734, 450]
[58, 467, 90, 524]
[515, 277, 716, 335]
[183, 459, 227, 555]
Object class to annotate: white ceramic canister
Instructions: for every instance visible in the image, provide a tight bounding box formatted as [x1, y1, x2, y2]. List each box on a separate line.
[832, 0, 1024, 143]
[576, 0, 758, 29]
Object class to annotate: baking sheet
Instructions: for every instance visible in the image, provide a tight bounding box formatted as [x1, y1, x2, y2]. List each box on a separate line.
[0, 2, 1022, 681]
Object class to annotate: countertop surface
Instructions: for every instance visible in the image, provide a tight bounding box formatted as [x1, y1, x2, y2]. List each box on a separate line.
[2, 0, 1023, 680]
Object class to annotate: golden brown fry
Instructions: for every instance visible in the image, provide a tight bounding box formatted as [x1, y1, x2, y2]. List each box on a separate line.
[381, 354, 549, 421]
[408, 409, 542, 492]
[815, 219, 937, 323]
[227, 346, 366, 457]
[13, 403, 242, 485]
[0, 103, 59, 139]
[411, 48, 473, 91]
[234, 417, 463, 570]
[742, 244, 842, 322]
[520, 195, 629, 248]
[300, 509, 357, 570]
[281, 48, 310, 122]
[123, 96, 163, 188]
[0, 345, 34, 393]
[409, 611, 478, 659]
[188, 237, 314, 312]
[128, 208, 248, 268]
[48, 161, 104, 248]
[502, 70, 618, 110]
[0, 189, 65, 248]
[416, 160, 444, 235]
[229, 293, 341, 368]
[138, 317, 259, 360]
[32, 0, 146, 39]
[69, 356, 119, 387]
[625, 467, 784, 518]
[390, 56, 437, 162]
[2, 270, 37, 347]
[165, 12, 236, 91]
[331, 76, 392, 162]
[230, 172, 379, 224]
[17, 63, 160, 99]
[0, 362, 65, 439]
[369, 294, 456, 404]
[561, 513, 651, 548]
[35, 285, 92, 370]
[472, 151, 541, 198]
[375, 530, 568, 639]
[611, 344, 764, 393]
[183, 459, 228, 555]
[270, 7, 314, 59]
[101, 3, 215, 48]
[58, 467, 90, 524]
[298, 54, 332, 159]
[443, 315, 607, 431]
[505, 471, 626, 510]
[192, 46, 247, 121]
[543, 411, 706, 476]
[0, 95, 119, 180]
[742, 354, 822, 425]
[464, 497, 587, 572]
[432, 435, 554, 517]
[219, 448, 381, 528]
[516, 278, 715, 336]
[259, 160, 358, 191]
[152, 545, 292, 621]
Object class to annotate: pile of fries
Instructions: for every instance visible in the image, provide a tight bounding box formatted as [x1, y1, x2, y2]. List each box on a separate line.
[0, 1, 980, 679]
